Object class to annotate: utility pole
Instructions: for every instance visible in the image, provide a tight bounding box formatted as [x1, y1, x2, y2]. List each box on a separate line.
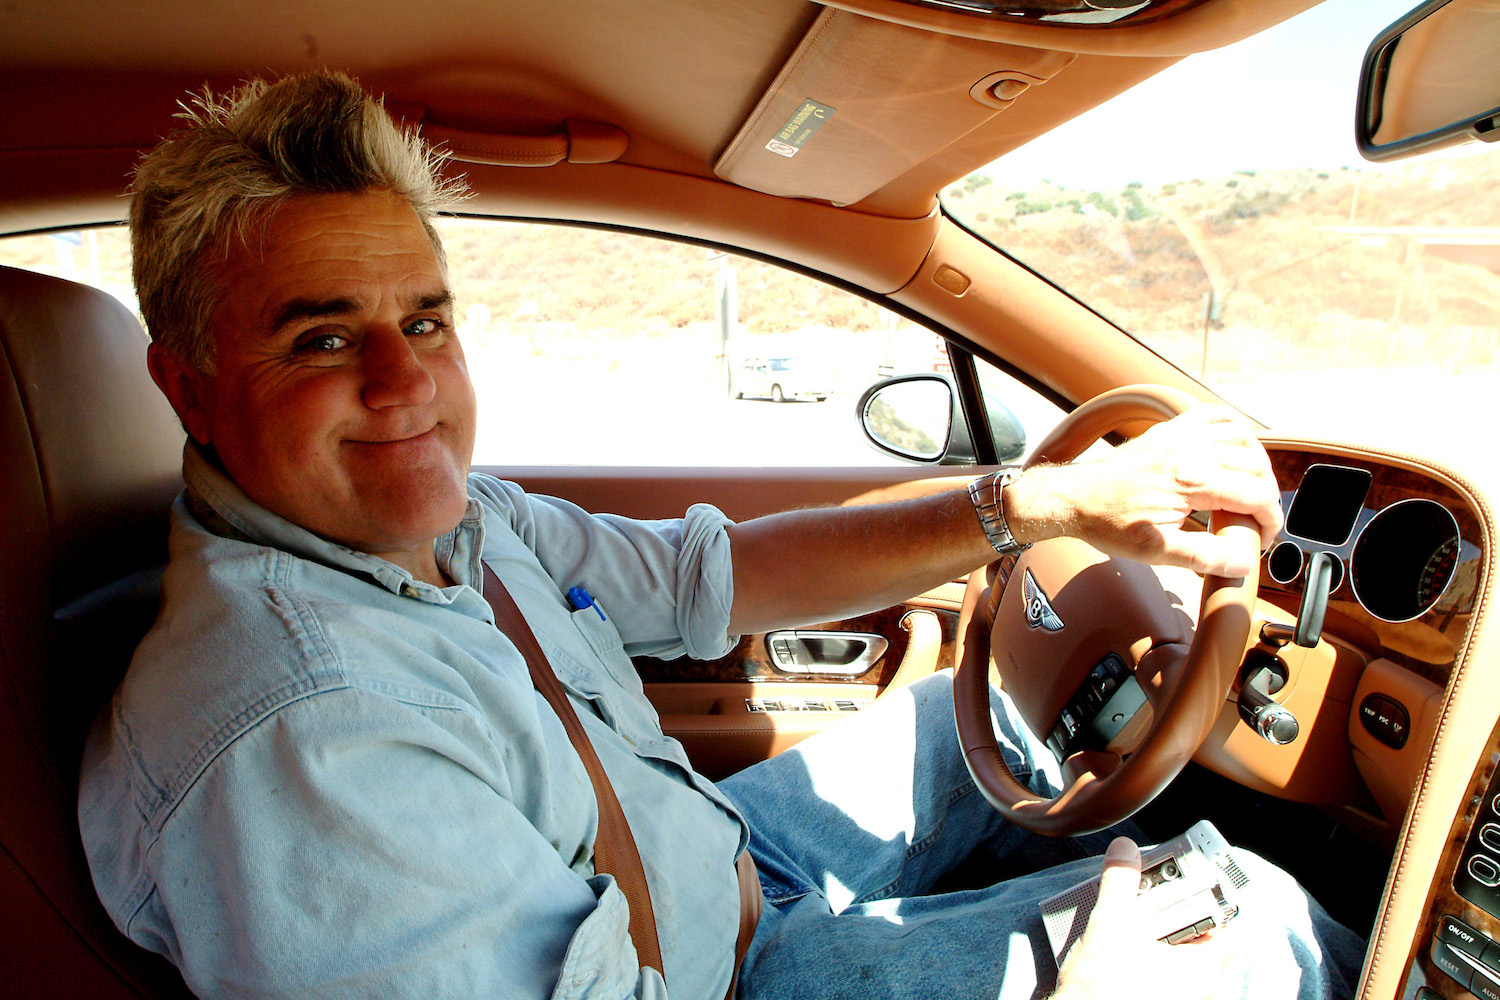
[708, 249, 738, 396]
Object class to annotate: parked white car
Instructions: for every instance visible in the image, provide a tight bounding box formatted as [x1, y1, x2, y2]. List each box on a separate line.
[731, 357, 829, 402]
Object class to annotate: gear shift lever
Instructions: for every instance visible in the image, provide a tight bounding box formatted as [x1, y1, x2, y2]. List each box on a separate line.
[1237, 653, 1299, 745]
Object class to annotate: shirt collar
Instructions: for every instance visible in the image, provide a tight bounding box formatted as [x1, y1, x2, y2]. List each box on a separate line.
[180, 441, 486, 602]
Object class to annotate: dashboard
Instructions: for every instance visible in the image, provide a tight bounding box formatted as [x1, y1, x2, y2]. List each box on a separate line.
[1261, 442, 1495, 1000]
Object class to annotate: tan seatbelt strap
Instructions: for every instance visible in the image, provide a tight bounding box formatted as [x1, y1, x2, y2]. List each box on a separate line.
[480, 565, 665, 977]
[731, 850, 763, 996]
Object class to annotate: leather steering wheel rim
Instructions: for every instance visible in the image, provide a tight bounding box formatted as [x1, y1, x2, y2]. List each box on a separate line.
[954, 385, 1260, 836]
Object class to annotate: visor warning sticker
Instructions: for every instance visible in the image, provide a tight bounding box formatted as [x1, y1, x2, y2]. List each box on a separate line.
[766, 99, 835, 158]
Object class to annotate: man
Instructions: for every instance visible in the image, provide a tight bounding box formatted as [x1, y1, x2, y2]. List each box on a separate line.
[79, 71, 1362, 999]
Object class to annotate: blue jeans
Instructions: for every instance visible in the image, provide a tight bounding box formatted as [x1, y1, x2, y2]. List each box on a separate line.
[718, 671, 1367, 1000]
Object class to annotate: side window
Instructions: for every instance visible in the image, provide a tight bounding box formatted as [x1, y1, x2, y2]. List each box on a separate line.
[0, 227, 137, 315]
[440, 218, 1064, 467]
[444, 218, 937, 466]
[0, 220, 1069, 469]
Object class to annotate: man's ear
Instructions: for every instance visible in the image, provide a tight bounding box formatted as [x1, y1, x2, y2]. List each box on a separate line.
[147, 343, 215, 445]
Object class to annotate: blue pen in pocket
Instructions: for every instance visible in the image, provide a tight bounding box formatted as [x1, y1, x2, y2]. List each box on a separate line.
[567, 586, 606, 621]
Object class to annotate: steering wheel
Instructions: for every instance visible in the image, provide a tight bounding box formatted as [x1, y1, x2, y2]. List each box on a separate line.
[953, 385, 1260, 836]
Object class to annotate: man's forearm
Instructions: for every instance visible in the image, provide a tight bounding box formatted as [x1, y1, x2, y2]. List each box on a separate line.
[723, 408, 1284, 637]
[725, 484, 992, 636]
[725, 467, 1076, 636]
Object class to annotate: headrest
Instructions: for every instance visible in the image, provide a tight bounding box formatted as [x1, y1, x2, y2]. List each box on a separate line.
[0, 264, 184, 608]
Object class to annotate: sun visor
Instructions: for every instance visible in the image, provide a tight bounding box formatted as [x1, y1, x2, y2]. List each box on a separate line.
[714, 7, 1074, 206]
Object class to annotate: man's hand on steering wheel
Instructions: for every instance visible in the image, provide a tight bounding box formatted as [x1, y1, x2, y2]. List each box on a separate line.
[1005, 406, 1284, 578]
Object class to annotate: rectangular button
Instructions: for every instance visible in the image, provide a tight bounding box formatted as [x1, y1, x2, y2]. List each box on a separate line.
[1164, 924, 1203, 945]
[1432, 939, 1475, 990]
[1440, 915, 1489, 959]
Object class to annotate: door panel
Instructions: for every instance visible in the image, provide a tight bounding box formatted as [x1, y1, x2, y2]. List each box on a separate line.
[642, 594, 961, 778]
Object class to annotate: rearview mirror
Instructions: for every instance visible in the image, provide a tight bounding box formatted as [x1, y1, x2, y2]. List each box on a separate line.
[1357, 0, 1500, 161]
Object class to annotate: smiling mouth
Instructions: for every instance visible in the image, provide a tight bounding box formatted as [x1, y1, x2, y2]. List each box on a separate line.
[346, 425, 439, 447]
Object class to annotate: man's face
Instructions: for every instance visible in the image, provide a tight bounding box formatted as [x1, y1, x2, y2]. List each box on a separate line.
[152, 190, 478, 582]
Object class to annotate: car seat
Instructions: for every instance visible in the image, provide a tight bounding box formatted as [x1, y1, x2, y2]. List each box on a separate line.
[0, 265, 195, 996]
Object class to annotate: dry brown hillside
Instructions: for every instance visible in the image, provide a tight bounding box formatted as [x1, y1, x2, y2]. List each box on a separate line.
[946, 153, 1500, 378]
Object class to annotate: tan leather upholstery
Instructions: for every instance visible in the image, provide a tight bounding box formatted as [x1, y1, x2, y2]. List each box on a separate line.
[0, 265, 191, 996]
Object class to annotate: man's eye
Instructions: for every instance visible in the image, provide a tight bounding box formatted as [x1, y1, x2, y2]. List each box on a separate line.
[296, 332, 348, 353]
[404, 317, 445, 337]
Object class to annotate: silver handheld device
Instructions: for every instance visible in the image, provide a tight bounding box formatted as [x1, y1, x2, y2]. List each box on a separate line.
[1039, 819, 1250, 963]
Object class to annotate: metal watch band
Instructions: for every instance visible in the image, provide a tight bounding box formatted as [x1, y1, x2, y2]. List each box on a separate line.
[968, 469, 1027, 555]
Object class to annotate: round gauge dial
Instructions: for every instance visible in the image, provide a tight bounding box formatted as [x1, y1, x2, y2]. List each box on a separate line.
[1350, 499, 1462, 623]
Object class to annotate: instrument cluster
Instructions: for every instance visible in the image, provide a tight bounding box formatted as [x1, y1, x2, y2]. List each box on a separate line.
[1263, 449, 1482, 666]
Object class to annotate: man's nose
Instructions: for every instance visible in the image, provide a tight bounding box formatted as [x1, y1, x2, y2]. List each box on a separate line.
[360, 329, 437, 409]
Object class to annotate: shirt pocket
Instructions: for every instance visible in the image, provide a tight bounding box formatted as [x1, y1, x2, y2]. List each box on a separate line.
[563, 605, 667, 748]
[568, 604, 640, 695]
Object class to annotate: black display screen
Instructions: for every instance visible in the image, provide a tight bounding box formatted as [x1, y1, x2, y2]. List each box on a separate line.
[1286, 464, 1373, 546]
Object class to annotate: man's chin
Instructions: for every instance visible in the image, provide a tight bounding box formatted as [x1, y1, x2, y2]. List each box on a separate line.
[375, 483, 472, 539]
[315, 474, 472, 557]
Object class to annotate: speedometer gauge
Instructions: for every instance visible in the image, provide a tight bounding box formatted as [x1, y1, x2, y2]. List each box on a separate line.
[1419, 535, 1461, 613]
[1350, 499, 1462, 623]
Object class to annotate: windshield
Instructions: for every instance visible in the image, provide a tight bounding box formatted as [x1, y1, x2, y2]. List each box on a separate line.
[943, 0, 1500, 473]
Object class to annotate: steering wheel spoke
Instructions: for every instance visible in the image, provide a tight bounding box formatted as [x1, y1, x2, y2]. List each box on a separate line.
[1060, 748, 1125, 787]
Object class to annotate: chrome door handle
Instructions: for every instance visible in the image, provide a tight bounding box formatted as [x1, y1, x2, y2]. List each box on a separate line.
[764, 630, 889, 675]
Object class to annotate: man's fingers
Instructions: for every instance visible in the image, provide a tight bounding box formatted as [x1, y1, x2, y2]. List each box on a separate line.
[1161, 522, 1263, 578]
[1090, 837, 1143, 925]
[1145, 410, 1284, 550]
[1177, 468, 1283, 549]
[1056, 837, 1142, 976]
[1062, 405, 1284, 569]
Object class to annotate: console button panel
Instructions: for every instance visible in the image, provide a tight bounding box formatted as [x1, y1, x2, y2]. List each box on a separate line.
[1431, 937, 1474, 992]
[1430, 916, 1500, 998]
[1359, 693, 1411, 749]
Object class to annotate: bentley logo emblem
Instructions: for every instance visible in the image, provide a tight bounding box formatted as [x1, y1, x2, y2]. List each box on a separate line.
[1022, 569, 1065, 632]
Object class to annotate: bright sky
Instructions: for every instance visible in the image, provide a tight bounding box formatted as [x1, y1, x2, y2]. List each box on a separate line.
[990, 0, 1426, 188]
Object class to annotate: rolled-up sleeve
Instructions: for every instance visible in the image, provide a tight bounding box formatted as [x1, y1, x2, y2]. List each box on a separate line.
[667, 502, 737, 660]
[469, 477, 738, 661]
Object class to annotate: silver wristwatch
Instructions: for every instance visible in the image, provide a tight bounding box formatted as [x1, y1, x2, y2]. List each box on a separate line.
[967, 469, 1027, 555]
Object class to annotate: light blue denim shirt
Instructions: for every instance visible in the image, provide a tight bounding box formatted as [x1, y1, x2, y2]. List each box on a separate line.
[80, 444, 749, 1000]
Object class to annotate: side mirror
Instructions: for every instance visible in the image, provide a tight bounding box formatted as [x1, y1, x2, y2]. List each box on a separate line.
[1357, 0, 1500, 161]
[858, 375, 954, 462]
[856, 374, 1027, 465]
